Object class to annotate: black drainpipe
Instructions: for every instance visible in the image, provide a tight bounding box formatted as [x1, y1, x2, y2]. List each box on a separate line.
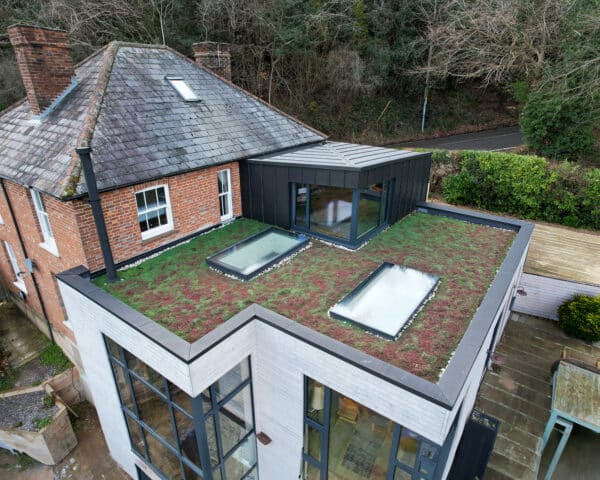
[0, 179, 55, 343]
[76, 147, 118, 283]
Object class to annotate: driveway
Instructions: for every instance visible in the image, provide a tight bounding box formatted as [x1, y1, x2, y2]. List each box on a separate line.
[397, 126, 522, 151]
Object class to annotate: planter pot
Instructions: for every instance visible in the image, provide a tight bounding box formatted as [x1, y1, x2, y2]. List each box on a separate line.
[0, 385, 77, 465]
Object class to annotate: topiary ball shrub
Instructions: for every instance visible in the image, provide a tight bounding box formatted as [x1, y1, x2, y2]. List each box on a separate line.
[557, 294, 600, 342]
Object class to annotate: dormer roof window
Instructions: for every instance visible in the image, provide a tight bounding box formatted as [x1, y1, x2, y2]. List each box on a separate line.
[166, 76, 200, 102]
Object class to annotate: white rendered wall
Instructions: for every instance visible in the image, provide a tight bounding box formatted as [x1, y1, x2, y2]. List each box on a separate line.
[60, 272, 519, 480]
[513, 273, 600, 320]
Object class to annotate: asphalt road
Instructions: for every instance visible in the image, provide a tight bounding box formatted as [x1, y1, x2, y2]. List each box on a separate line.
[396, 125, 522, 151]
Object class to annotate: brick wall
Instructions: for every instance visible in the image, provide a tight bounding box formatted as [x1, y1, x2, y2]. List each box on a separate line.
[192, 42, 232, 80]
[0, 162, 242, 337]
[0, 181, 88, 341]
[90, 161, 242, 269]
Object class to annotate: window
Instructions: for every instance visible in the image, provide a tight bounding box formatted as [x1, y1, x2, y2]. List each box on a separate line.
[4, 241, 26, 293]
[105, 336, 257, 480]
[167, 76, 201, 102]
[302, 378, 440, 480]
[31, 190, 58, 256]
[218, 170, 233, 222]
[135, 185, 173, 240]
[292, 181, 392, 246]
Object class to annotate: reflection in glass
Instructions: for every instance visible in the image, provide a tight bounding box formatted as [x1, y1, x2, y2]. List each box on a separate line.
[125, 349, 165, 393]
[145, 430, 182, 479]
[295, 185, 308, 227]
[125, 414, 146, 458]
[304, 424, 321, 461]
[219, 385, 254, 455]
[224, 434, 257, 479]
[214, 359, 250, 403]
[397, 429, 419, 467]
[111, 362, 135, 412]
[175, 408, 201, 469]
[310, 186, 353, 239]
[357, 183, 383, 238]
[132, 377, 175, 447]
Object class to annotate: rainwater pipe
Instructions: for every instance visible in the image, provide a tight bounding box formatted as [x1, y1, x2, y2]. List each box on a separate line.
[76, 147, 118, 283]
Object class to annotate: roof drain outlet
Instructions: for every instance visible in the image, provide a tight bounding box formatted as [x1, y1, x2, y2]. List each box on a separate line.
[76, 147, 118, 283]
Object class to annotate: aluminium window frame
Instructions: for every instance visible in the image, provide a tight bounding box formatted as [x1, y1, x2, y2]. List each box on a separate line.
[135, 184, 174, 240]
[291, 180, 393, 249]
[104, 336, 258, 480]
[301, 377, 442, 480]
[30, 189, 59, 256]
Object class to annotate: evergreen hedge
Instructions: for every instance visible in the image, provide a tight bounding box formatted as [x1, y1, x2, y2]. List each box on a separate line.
[441, 151, 600, 230]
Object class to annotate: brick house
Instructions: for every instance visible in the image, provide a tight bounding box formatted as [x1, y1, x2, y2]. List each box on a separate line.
[0, 25, 533, 480]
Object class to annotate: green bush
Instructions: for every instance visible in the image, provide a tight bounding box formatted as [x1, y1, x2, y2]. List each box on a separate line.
[521, 89, 597, 161]
[557, 294, 600, 342]
[442, 150, 600, 230]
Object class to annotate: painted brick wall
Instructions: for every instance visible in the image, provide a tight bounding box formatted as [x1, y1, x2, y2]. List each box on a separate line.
[89, 161, 242, 269]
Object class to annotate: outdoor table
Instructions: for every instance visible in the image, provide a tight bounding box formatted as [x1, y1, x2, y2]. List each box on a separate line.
[540, 359, 600, 480]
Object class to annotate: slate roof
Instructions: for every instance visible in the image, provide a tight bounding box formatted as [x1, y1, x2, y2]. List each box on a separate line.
[0, 43, 325, 198]
[248, 141, 423, 170]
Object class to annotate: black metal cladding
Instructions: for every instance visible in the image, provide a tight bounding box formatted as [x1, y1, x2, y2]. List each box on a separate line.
[240, 153, 431, 230]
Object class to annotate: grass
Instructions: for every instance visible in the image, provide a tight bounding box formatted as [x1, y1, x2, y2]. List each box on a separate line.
[96, 214, 515, 381]
[32, 416, 52, 430]
[39, 344, 72, 373]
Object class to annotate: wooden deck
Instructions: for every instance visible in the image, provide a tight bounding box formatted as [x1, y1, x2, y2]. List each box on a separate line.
[524, 223, 600, 286]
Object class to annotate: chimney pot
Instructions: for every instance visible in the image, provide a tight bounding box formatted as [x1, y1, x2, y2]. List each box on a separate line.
[192, 41, 232, 81]
[7, 24, 75, 117]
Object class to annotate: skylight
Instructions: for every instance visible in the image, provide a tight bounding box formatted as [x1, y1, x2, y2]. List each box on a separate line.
[166, 76, 200, 102]
[329, 263, 440, 339]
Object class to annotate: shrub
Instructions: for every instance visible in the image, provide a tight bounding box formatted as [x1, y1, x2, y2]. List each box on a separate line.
[441, 150, 600, 230]
[557, 294, 600, 342]
[33, 416, 52, 430]
[520, 89, 597, 161]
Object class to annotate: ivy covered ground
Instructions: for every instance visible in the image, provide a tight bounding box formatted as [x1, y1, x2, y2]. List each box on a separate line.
[95, 214, 515, 381]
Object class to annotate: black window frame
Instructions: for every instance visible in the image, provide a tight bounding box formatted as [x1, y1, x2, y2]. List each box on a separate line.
[302, 377, 442, 480]
[104, 336, 258, 480]
[291, 181, 394, 248]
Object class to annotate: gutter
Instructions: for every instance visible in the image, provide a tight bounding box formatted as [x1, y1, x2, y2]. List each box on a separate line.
[0, 179, 54, 343]
[75, 147, 118, 283]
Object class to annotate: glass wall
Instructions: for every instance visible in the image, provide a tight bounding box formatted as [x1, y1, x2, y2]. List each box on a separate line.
[105, 336, 258, 480]
[293, 182, 391, 246]
[302, 378, 439, 480]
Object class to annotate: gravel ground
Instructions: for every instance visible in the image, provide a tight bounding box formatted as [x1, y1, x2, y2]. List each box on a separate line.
[13, 359, 57, 388]
[0, 391, 58, 431]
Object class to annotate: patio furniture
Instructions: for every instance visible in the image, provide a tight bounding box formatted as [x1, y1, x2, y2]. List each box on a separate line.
[540, 359, 600, 480]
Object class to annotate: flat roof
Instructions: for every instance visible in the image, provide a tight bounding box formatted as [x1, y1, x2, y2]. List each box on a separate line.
[248, 141, 425, 170]
[91, 209, 516, 382]
[524, 223, 600, 286]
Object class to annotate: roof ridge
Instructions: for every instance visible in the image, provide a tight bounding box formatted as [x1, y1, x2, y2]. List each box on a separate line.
[162, 45, 328, 140]
[60, 42, 121, 197]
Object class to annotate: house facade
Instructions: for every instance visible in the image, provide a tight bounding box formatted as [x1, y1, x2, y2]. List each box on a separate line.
[0, 25, 533, 480]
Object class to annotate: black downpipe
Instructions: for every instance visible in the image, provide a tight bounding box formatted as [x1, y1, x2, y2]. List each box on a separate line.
[76, 147, 118, 282]
[0, 179, 55, 343]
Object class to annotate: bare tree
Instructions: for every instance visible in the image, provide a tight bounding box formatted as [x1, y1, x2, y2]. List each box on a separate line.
[419, 0, 576, 87]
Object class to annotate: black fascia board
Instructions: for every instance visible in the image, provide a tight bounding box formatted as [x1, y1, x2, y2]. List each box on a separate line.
[56, 203, 533, 410]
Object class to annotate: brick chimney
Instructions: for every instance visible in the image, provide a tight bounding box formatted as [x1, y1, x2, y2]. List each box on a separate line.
[7, 25, 76, 117]
[192, 42, 232, 81]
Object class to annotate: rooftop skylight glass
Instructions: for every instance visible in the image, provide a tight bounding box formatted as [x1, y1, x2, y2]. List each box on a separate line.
[166, 76, 200, 101]
[329, 263, 439, 339]
[206, 227, 309, 280]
